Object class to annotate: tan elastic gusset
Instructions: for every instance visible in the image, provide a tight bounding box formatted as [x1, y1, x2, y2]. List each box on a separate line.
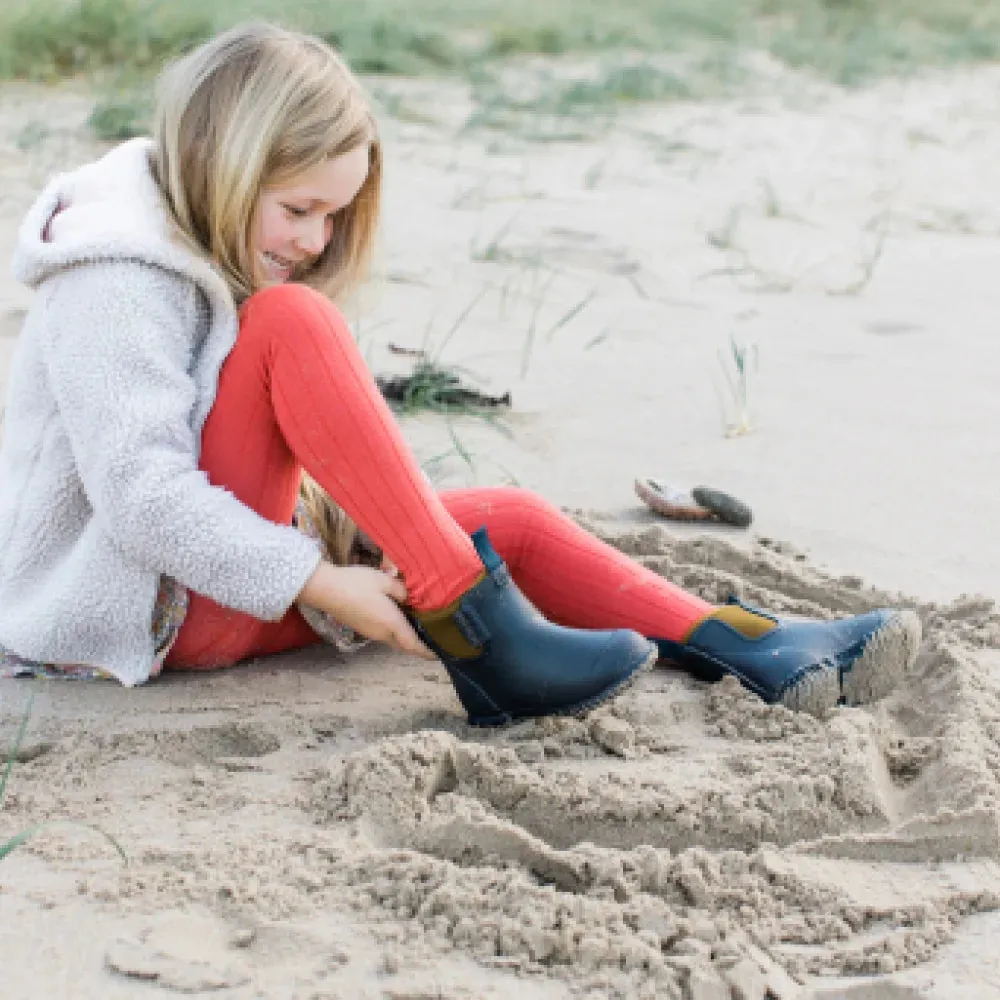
[686, 604, 778, 641]
[414, 572, 487, 659]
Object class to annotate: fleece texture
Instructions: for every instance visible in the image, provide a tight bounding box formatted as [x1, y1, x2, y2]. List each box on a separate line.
[0, 139, 321, 686]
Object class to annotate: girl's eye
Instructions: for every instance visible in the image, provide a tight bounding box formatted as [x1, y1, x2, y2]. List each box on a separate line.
[283, 205, 308, 218]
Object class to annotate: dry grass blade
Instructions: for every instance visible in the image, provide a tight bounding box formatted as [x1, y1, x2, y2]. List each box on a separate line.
[520, 269, 559, 376]
[433, 287, 491, 360]
[0, 692, 33, 810]
[1, 820, 128, 864]
[827, 218, 889, 297]
[585, 327, 610, 350]
[1, 692, 128, 865]
[446, 421, 475, 472]
[545, 287, 597, 340]
[471, 214, 520, 263]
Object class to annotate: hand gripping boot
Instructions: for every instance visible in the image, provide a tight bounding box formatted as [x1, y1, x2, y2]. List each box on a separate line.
[654, 597, 921, 716]
[412, 528, 658, 726]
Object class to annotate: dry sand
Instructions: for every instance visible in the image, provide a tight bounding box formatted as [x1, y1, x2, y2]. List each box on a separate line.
[1, 65, 999, 999]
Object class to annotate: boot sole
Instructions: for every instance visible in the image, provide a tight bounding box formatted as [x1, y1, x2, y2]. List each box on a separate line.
[467, 644, 659, 727]
[779, 665, 842, 718]
[780, 609, 922, 717]
[840, 608, 922, 706]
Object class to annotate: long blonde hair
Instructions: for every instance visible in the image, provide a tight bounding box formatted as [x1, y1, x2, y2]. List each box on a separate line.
[298, 473, 362, 567]
[151, 22, 381, 303]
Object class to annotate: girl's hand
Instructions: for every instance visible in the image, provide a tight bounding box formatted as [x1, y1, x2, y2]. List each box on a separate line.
[298, 561, 434, 659]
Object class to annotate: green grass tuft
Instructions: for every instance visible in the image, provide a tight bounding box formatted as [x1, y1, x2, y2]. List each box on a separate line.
[4, 0, 1000, 99]
[0, 0, 210, 81]
[716, 333, 758, 437]
[466, 59, 699, 138]
[317, 20, 462, 75]
[4, 0, 1000, 143]
[87, 91, 153, 140]
[377, 360, 511, 416]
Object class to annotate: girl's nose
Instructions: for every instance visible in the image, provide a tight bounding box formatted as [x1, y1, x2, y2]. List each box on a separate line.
[298, 218, 328, 254]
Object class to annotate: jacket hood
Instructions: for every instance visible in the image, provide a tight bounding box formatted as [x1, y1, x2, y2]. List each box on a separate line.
[12, 137, 234, 314]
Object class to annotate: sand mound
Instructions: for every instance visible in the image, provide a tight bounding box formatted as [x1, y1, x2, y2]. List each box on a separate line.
[2, 518, 1000, 999]
[278, 521, 998, 999]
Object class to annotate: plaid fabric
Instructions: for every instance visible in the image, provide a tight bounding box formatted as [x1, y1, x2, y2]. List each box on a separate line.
[0, 576, 188, 681]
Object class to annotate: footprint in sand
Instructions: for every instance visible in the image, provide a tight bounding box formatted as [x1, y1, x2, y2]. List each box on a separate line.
[105, 911, 250, 993]
[156, 721, 282, 767]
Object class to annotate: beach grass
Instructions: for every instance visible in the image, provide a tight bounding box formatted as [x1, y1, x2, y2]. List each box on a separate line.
[3, 0, 1000, 95]
[9, 0, 1000, 141]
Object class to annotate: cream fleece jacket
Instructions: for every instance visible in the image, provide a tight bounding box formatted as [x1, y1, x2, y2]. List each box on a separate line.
[0, 139, 322, 685]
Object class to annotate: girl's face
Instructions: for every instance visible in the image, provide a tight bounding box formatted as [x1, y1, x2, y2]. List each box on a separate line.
[253, 144, 370, 285]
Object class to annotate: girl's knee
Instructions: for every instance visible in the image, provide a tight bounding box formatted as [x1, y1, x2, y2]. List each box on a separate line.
[244, 281, 327, 312]
[239, 283, 350, 348]
[483, 486, 561, 524]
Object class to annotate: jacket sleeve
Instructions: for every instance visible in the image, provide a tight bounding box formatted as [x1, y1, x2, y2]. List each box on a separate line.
[41, 260, 321, 620]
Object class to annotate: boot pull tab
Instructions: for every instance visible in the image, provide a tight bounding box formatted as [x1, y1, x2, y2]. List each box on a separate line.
[470, 526, 509, 585]
[454, 606, 491, 647]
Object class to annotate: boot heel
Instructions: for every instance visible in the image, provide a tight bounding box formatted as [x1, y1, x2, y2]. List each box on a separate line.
[444, 662, 511, 727]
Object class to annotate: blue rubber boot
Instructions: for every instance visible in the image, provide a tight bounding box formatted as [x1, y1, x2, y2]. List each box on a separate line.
[654, 596, 921, 716]
[412, 528, 658, 727]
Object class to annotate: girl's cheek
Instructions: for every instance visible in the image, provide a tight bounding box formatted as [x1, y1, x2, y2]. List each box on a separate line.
[262, 205, 291, 249]
[271, 215, 290, 245]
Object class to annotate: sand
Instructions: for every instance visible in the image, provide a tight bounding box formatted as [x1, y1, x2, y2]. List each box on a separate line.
[1, 63, 999, 999]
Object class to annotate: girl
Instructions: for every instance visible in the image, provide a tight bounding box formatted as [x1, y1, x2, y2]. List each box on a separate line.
[0, 23, 920, 726]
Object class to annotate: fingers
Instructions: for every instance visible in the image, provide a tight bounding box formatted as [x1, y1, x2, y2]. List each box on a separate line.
[386, 610, 435, 659]
[384, 576, 408, 603]
[393, 625, 435, 660]
[387, 631, 434, 659]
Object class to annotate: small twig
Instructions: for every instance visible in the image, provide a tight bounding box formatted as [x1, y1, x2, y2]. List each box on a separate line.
[387, 343, 427, 358]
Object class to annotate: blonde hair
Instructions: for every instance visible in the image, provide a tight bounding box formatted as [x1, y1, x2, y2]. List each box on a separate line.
[298, 472, 385, 570]
[298, 472, 360, 567]
[151, 22, 381, 303]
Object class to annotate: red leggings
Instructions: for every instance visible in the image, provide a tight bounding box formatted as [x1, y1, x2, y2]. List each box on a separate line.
[166, 285, 710, 669]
